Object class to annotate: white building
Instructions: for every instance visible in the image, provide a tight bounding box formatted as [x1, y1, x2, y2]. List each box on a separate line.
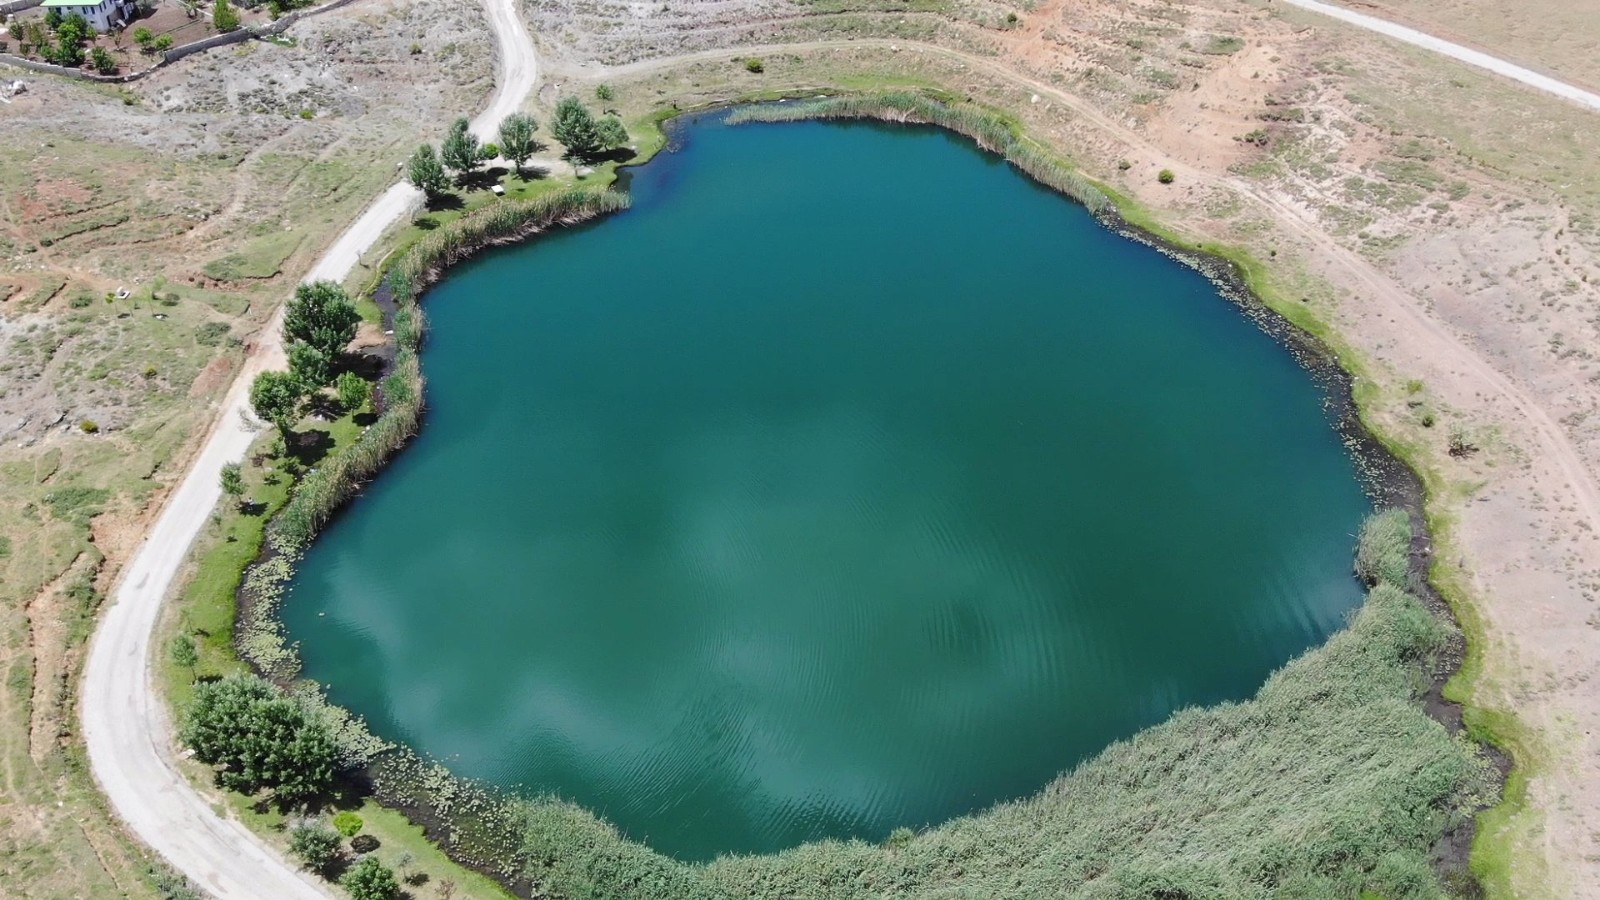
[40, 0, 137, 32]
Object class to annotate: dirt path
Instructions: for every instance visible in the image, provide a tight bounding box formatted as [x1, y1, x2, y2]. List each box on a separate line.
[76, 0, 543, 896]
[1281, 0, 1600, 112]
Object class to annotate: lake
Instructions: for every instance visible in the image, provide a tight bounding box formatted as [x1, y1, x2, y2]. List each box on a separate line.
[283, 114, 1371, 861]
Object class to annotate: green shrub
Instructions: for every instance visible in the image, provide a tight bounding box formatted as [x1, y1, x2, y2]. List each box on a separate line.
[333, 811, 364, 837]
[78, 419, 99, 434]
[288, 820, 342, 872]
[743, 57, 764, 73]
[1158, 168, 1176, 184]
[340, 857, 398, 899]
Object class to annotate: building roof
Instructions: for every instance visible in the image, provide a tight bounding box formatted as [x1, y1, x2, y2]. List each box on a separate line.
[41, 0, 102, 7]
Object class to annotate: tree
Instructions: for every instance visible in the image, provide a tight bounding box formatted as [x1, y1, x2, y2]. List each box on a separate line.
[44, 6, 62, 29]
[497, 112, 537, 177]
[551, 97, 600, 161]
[341, 857, 399, 900]
[90, 46, 115, 74]
[595, 83, 614, 102]
[212, 0, 239, 32]
[406, 144, 449, 198]
[179, 675, 340, 802]
[169, 634, 198, 674]
[220, 462, 244, 501]
[285, 281, 360, 361]
[288, 821, 342, 873]
[48, 14, 87, 67]
[439, 117, 480, 181]
[595, 115, 629, 151]
[155, 33, 174, 51]
[288, 341, 335, 389]
[336, 371, 371, 412]
[250, 370, 303, 435]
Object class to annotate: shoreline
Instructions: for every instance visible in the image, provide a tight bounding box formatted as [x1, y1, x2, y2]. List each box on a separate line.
[209, 94, 1500, 896]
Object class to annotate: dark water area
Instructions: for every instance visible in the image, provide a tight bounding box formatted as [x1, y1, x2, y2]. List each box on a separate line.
[284, 115, 1371, 861]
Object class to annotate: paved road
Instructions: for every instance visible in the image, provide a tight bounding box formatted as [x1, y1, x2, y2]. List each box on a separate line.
[1280, 0, 1600, 113]
[78, 1, 541, 897]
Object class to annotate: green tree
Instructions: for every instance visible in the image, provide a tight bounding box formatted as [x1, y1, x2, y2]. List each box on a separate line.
[288, 820, 342, 873]
[341, 857, 399, 900]
[250, 370, 303, 435]
[595, 83, 614, 101]
[497, 112, 538, 177]
[212, 0, 239, 32]
[336, 371, 371, 412]
[596, 115, 629, 151]
[406, 144, 449, 198]
[288, 341, 334, 389]
[551, 96, 600, 161]
[154, 33, 174, 51]
[169, 634, 198, 674]
[179, 675, 340, 802]
[220, 462, 244, 501]
[285, 281, 360, 361]
[133, 26, 155, 51]
[90, 46, 116, 74]
[48, 14, 87, 67]
[439, 117, 480, 181]
[44, 7, 63, 29]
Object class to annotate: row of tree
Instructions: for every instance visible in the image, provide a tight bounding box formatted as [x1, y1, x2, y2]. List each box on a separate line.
[405, 98, 630, 198]
[249, 281, 369, 435]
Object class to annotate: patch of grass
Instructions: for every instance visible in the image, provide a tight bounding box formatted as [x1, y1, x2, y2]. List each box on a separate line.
[202, 230, 305, 281]
[1204, 35, 1245, 55]
[43, 486, 111, 526]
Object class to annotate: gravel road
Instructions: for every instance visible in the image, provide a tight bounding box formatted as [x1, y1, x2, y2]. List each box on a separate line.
[78, 1, 541, 896]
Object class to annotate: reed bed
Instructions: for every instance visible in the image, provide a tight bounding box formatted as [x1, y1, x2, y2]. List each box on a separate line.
[727, 93, 1113, 215]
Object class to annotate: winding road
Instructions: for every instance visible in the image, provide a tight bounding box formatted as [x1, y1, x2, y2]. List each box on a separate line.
[78, 1, 542, 897]
[76, 0, 1600, 897]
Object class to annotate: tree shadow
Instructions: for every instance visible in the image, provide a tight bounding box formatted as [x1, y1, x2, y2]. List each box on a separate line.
[512, 162, 551, 182]
[413, 216, 440, 231]
[353, 412, 379, 427]
[345, 353, 387, 381]
[238, 500, 268, 517]
[288, 429, 335, 467]
[424, 192, 465, 212]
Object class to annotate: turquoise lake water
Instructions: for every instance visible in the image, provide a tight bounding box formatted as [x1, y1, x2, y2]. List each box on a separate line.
[283, 114, 1371, 861]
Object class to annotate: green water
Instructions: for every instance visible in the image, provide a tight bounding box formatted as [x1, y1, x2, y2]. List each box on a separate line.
[284, 115, 1371, 861]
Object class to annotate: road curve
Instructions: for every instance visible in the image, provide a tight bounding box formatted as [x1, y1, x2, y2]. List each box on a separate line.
[78, 1, 540, 896]
[1280, 0, 1600, 113]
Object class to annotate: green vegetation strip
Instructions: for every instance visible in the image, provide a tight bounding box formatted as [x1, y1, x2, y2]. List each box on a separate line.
[726, 93, 1113, 214]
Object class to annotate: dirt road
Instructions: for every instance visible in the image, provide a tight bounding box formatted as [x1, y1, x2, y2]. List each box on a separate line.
[1281, 0, 1600, 112]
[77, 0, 542, 896]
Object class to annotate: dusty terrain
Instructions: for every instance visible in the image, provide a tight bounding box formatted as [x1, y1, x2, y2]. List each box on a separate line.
[0, 0, 495, 893]
[4, 0, 1600, 895]
[522, 0, 1600, 894]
